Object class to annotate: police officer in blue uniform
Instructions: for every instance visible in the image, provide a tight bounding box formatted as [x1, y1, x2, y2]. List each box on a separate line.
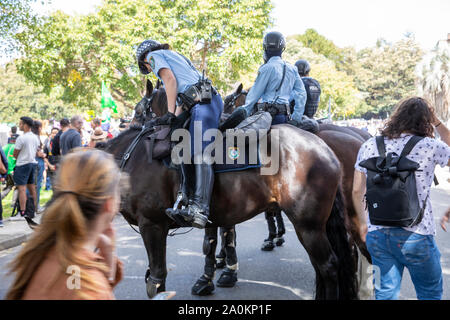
[227, 32, 307, 251]
[236, 31, 307, 126]
[136, 40, 223, 229]
[295, 59, 321, 119]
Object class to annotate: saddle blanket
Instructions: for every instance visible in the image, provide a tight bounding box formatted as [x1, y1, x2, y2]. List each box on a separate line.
[163, 138, 262, 173]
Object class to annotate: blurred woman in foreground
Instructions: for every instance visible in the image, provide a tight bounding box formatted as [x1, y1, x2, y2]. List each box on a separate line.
[6, 148, 123, 300]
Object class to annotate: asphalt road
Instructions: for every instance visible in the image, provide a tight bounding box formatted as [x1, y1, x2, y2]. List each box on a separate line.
[0, 187, 449, 300]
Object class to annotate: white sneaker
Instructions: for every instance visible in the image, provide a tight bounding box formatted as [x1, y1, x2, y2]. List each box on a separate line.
[9, 215, 25, 221]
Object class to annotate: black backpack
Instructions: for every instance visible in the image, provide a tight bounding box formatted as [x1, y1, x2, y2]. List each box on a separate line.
[358, 135, 427, 227]
[12, 193, 35, 219]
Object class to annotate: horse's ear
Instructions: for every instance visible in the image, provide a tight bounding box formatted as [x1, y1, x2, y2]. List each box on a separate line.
[156, 79, 161, 89]
[236, 83, 243, 94]
[146, 79, 153, 98]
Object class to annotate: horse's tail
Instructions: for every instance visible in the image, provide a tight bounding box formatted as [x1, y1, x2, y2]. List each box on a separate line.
[326, 185, 359, 300]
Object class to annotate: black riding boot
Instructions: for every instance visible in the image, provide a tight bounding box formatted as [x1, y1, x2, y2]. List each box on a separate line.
[179, 163, 195, 207]
[166, 164, 214, 229]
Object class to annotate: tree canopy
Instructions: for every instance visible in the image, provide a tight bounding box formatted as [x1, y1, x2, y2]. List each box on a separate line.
[0, 1, 435, 122]
[0, 64, 77, 124]
[351, 37, 424, 117]
[416, 40, 450, 122]
[283, 38, 362, 118]
[14, 0, 273, 112]
[0, 0, 47, 55]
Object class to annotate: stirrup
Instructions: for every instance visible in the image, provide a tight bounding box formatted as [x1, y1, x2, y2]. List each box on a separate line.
[172, 192, 187, 211]
[165, 208, 194, 227]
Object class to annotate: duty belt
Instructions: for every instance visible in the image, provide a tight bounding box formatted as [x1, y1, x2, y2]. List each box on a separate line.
[256, 103, 291, 118]
[177, 82, 218, 111]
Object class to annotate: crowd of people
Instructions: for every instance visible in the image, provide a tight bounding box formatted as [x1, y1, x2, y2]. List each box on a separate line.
[0, 115, 131, 226]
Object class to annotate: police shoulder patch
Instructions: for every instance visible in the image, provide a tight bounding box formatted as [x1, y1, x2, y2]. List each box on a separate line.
[149, 56, 156, 70]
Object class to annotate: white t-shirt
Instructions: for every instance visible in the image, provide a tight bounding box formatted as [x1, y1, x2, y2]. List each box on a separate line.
[355, 134, 450, 236]
[14, 131, 40, 166]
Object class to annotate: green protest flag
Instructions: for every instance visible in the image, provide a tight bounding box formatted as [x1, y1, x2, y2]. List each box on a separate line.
[101, 80, 118, 113]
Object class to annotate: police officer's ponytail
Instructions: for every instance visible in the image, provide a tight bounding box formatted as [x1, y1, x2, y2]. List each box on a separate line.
[151, 43, 171, 52]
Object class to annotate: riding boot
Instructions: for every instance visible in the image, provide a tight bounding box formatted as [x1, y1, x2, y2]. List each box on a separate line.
[178, 163, 195, 207]
[190, 163, 214, 228]
[166, 164, 214, 229]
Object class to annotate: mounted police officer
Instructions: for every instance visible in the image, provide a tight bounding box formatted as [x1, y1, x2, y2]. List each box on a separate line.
[231, 31, 306, 126]
[224, 31, 307, 251]
[136, 40, 223, 229]
[295, 59, 321, 119]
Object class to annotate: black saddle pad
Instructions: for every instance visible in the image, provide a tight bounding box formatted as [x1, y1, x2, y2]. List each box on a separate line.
[162, 136, 262, 173]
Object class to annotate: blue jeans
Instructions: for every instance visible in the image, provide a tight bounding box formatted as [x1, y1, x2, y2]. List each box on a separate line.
[35, 157, 45, 206]
[366, 228, 442, 300]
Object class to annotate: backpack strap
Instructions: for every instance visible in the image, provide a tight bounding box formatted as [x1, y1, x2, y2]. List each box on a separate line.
[375, 136, 386, 157]
[400, 136, 424, 157]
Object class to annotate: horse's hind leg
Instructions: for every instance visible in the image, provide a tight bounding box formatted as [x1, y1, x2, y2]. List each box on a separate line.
[138, 218, 169, 299]
[296, 227, 339, 299]
[284, 200, 339, 300]
[192, 226, 218, 296]
[217, 226, 238, 288]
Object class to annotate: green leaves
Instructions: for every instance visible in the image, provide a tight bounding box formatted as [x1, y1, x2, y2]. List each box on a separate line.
[352, 37, 424, 117]
[12, 0, 272, 113]
[284, 38, 360, 118]
[0, 64, 77, 123]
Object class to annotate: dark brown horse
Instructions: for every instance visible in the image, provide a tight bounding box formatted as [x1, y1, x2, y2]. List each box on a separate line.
[99, 80, 358, 300]
[223, 84, 371, 256]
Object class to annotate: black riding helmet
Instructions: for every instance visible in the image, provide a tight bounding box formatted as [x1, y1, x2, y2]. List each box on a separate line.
[136, 39, 161, 75]
[263, 31, 286, 63]
[295, 59, 311, 77]
[263, 31, 286, 51]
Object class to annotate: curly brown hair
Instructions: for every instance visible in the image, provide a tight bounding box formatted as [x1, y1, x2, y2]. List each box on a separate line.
[381, 97, 436, 139]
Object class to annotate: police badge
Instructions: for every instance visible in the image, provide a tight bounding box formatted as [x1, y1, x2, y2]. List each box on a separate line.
[228, 147, 240, 161]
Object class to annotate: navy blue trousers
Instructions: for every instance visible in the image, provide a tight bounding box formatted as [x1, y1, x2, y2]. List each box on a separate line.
[189, 93, 223, 162]
[271, 114, 288, 125]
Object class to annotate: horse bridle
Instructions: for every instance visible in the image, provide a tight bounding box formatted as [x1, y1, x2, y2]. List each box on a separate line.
[228, 90, 248, 110]
[141, 92, 157, 122]
[121, 90, 160, 169]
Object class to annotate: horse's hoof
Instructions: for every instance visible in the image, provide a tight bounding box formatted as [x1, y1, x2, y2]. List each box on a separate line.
[192, 275, 215, 296]
[216, 268, 237, 288]
[274, 236, 285, 247]
[261, 239, 275, 251]
[146, 281, 159, 299]
[216, 258, 226, 269]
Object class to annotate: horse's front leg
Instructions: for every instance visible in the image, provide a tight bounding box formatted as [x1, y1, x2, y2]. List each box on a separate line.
[192, 226, 218, 296]
[138, 216, 169, 299]
[217, 226, 238, 288]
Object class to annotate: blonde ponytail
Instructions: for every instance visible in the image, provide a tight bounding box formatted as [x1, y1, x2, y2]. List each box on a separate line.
[6, 149, 120, 300]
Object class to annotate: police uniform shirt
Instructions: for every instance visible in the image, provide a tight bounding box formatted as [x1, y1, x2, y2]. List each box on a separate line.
[241, 56, 307, 122]
[145, 50, 201, 94]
